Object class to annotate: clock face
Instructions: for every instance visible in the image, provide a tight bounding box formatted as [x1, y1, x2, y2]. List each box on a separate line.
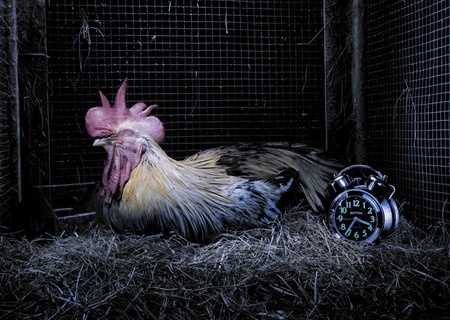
[331, 193, 381, 242]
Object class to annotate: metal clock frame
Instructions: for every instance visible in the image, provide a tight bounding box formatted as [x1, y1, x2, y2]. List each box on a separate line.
[327, 164, 400, 243]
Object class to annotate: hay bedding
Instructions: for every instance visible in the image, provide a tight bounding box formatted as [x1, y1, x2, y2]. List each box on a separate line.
[0, 209, 448, 320]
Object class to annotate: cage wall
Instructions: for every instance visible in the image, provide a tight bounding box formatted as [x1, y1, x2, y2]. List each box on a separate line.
[0, 1, 12, 225]
[365, 1, 450, 226]
[44, 1, 326, 214]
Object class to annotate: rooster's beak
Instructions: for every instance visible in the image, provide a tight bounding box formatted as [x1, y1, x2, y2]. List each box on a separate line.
[93, 138, 108, 147]
[93, 137, 120, 148]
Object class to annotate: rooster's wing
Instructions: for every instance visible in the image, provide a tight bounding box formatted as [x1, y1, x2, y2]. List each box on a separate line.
[184, 142, 339, 211]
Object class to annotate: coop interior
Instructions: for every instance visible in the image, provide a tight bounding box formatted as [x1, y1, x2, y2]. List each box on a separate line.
[0, 0, 449, 319]
[1, 0, 448, 234]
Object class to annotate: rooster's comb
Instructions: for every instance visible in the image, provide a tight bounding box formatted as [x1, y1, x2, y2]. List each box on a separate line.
[85, 79, 164, 142]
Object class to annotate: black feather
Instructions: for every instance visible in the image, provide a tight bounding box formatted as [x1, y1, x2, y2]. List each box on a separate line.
[195, 142, 340, 211]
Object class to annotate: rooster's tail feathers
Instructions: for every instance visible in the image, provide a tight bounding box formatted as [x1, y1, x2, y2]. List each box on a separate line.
[211, 142, 339, 211]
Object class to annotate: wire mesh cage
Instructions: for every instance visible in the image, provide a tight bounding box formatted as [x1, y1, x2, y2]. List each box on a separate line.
[0, 0, 449, 229]
[44, 0, 326, 214]
[365, 0, 450, 226]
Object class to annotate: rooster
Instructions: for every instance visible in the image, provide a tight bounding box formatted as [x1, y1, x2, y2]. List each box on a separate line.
[85, 79, 338, 243]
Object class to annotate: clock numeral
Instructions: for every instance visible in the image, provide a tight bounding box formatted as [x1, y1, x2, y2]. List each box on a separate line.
[340, 207, 347, 214]
[368, 225, 373, 231]
[353, 199, 360, 207]
[337, 215, 343, 222]
[354, 231, 359, 239]
[370, 216, 375, 223]
[344, 228, 352, 237]
[368, 207, 373, 214]
[362, 230, 368, 237]
[340, 223, 346, 231]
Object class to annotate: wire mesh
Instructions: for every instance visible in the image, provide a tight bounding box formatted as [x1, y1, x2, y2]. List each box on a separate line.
[0, 1, 12, 225]
[365, 0, 450, 226]
[44, 0, 326, 212]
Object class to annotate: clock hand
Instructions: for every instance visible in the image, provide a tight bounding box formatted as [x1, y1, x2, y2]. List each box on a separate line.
[356, 217, 372, 227]
[345, 217, 358, 237]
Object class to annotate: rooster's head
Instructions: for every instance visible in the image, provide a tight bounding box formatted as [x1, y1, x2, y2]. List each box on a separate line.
[85, 79, 165, 202]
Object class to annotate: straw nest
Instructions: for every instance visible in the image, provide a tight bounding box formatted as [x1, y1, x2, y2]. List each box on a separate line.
[1, 208, 449, 320]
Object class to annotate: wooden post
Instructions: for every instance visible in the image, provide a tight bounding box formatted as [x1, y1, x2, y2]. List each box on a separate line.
[323, 0, 329, 151]
[8, 0, 22, 203]
[351, 0, 366, 163]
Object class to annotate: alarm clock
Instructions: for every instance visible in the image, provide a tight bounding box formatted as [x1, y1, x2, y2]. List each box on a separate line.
[327, 164, 399, 243]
